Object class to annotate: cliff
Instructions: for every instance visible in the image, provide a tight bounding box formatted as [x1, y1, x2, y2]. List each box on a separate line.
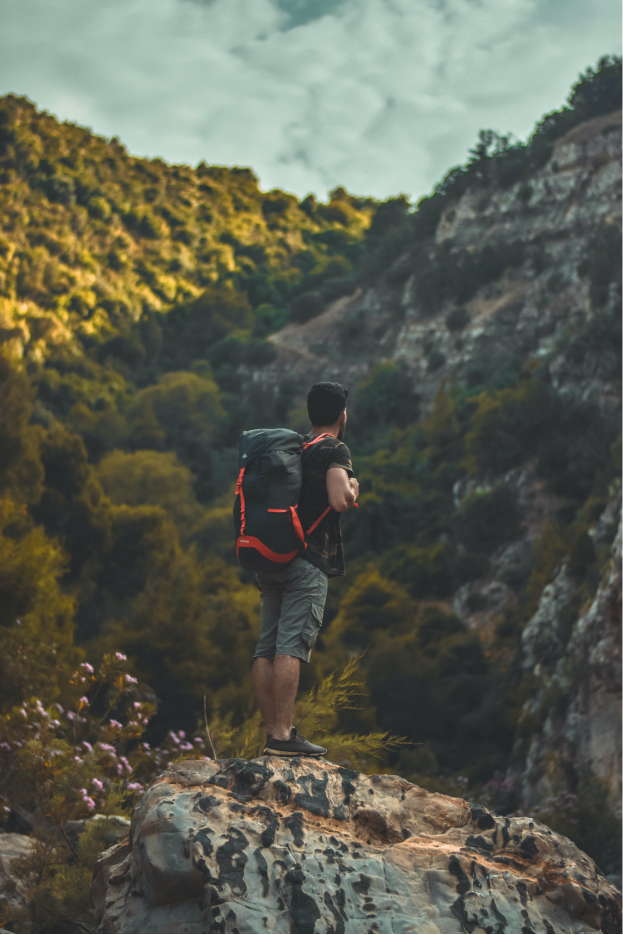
[265, 108, 621, 412]
[93, 757, 621, 934]
[510, 503, 622, 810]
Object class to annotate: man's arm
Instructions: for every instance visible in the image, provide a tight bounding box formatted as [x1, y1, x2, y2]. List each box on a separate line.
[326, 467, 359, 513]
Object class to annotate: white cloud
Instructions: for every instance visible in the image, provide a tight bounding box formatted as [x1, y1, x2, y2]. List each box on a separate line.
[0, 0, 620, 199]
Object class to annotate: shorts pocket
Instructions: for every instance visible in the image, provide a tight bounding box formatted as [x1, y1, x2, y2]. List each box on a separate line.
[301, 602, 324, 649]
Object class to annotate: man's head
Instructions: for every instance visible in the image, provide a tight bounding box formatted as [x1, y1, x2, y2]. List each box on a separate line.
[307, 382, 348, 439]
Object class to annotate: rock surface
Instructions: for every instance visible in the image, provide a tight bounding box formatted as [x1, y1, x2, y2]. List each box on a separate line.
[511, 503, 622, 810]
[0, 832, 35, 914]
[93, 758, 621, 934]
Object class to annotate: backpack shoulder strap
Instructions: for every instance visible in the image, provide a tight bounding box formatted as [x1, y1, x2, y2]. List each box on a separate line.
[302, 432, 334, 450]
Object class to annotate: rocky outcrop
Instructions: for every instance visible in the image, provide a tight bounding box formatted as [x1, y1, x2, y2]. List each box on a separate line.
[93, 757, 621, 934]
[0, 832, 35, 914]
[511, 501, 622, 810]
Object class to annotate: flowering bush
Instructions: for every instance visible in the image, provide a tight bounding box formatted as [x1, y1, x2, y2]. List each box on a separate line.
[0, 651, 212, 932]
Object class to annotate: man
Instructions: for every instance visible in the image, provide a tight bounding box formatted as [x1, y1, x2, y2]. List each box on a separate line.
[252, 382, 358, 757]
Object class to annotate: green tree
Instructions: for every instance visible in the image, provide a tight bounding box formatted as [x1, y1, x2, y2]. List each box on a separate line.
[97, 449, 202, 533]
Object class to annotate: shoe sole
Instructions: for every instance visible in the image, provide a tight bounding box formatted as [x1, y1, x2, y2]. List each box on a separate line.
[263, 747, 326, 757]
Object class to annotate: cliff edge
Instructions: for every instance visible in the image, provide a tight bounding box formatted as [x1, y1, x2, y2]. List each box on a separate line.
[93, 757, 621, 934]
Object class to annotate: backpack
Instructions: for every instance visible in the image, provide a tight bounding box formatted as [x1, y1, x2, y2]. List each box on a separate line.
[233, 428, 333, 573]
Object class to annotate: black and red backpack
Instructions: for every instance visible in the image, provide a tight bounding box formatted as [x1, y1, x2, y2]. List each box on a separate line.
[233, 428, 333, 573]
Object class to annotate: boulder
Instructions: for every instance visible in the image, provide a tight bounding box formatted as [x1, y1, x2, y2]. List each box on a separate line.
[93, 757, 621, 934]
[0, 831, 36, 913]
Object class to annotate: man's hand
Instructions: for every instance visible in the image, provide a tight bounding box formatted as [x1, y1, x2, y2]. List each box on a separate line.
[326, 468, 358, 512]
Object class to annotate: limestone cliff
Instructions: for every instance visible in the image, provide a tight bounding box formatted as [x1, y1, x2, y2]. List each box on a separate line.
[93, 758, 621, 934]
[265, 110, 621, 415]
[510, 502, 622, 810]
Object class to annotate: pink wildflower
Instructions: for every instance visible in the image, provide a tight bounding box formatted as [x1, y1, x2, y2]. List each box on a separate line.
[115, 652, 127, 661]
[91, 778, 104, 792]
[80, 663, 94, 674]
[79, 696, 89, 706]
[108, 720, 122, 730]
[126, 782, 143, 792]
[125, 675, 138, 685]
[0, 742, 10, 751]
[82, 741, 93, 752]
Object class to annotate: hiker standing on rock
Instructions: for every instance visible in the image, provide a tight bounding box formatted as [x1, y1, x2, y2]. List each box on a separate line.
[234, 382, 358, 757]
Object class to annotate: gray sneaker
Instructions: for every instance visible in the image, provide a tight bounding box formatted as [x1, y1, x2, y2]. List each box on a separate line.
[263, 727, 327, 758]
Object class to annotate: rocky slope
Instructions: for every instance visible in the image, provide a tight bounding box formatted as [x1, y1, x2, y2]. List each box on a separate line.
[264, 109, 621, 411]
[510, 502, 622, 811]
[93, 757, 621, 934]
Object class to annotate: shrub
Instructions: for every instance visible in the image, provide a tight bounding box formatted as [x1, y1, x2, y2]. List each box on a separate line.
[288, 290, 324, 324]
[252, 303, 287, 338]
[455, 485, 521, 555]
[354, 362, 419, 430]
[427, 350, 446, 372]
[445, 307, 470, 332]
[320, 274, 356, 303]
[578, 222, 622, 308]
[87, 196, 111, 220]
[378, 541, 453, 598]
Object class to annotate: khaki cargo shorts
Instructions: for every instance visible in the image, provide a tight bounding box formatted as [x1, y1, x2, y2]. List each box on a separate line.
[254, 557, 328, 664]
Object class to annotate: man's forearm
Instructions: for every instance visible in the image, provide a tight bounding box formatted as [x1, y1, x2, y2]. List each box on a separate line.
[327, 469, 359, 512]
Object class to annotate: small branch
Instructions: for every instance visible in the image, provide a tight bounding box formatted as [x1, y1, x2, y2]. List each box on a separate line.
[203, 695, 217, 761]
[41, 778, 86, 869]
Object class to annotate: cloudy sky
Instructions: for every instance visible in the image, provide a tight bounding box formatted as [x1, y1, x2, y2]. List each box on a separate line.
[0, 0, 620, 200]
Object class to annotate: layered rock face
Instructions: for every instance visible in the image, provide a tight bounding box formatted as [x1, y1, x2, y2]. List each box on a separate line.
[267, 111, 621, 412]
[94, 758, 621, 934]
[511, 505, 622, 809]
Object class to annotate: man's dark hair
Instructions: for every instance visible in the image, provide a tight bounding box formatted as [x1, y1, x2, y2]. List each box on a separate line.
[307, 382, 348, 426]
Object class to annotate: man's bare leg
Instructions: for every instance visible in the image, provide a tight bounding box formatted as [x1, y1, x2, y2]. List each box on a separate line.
[252, 654, 300, 741]
[252, 657, 276, 736]
[271, 654, 300, 740]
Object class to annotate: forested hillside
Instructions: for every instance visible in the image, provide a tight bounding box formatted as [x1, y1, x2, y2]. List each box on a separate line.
[0, 56, 621, 926]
